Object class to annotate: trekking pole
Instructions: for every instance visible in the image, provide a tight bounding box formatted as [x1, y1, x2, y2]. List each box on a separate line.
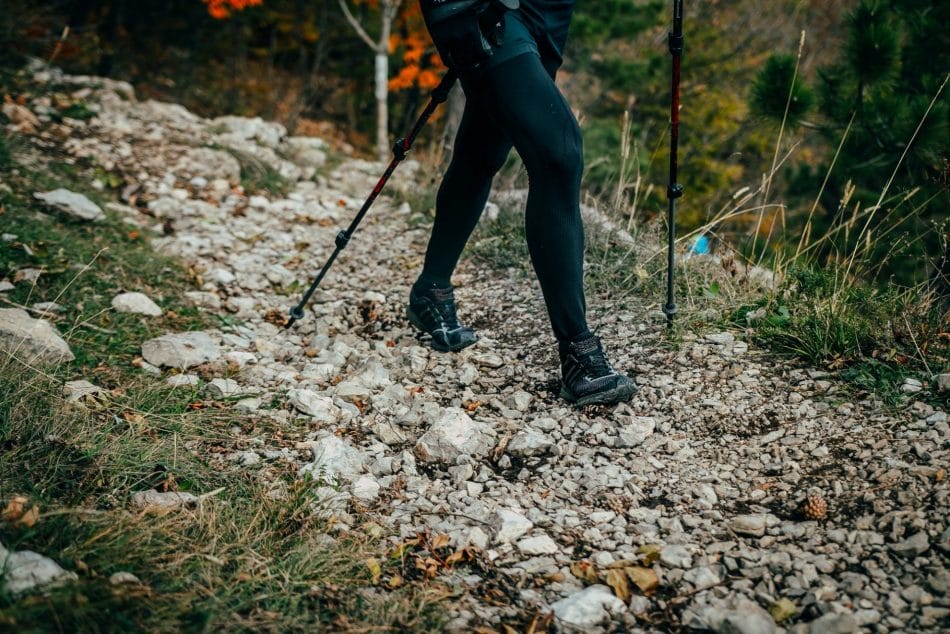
[663, 0, 684, 328]
[286, 69, 459, 328]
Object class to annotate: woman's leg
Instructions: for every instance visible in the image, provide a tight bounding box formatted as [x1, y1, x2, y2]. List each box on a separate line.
[417, 99, 512, 287]
[467, 52, 589, 342]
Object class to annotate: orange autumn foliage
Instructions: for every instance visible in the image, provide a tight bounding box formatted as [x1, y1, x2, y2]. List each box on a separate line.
[388, 3, 445, 91]
[203, 0, 263, 20]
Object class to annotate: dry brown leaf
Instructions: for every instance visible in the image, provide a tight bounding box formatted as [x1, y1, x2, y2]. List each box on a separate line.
[605, 568, 631, 602]
[626, 566, 660, 595]
[637, 544, 662, 565]
[431, 533, 451, 550]
[570, 560, 598, 584]
[444, 550, 465, 567]
[366, 558, 382, 584]
[1, 496, 39, 528]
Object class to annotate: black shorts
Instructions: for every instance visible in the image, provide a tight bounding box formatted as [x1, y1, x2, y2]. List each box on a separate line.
[485, 11, 559, 76]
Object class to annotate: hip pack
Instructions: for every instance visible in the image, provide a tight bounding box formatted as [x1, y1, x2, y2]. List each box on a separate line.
[420, 0, 519, 70]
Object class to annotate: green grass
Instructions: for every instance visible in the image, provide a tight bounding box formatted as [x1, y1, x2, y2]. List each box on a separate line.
[0, 357, 448, 633]
[222, 147, 292, 197]
[0, 151, 212, 384]
[0, 138, 449, 632]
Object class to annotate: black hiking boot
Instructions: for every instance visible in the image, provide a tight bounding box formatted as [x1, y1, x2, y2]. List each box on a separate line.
[407, 284, 478, 352]
[559, 334, 637, 406]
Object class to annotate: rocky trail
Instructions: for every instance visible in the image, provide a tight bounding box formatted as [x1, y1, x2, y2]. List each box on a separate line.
[2, 66, 948, 633]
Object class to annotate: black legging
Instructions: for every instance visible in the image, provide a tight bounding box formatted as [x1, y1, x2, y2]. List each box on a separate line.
[417, 52, 589, 343]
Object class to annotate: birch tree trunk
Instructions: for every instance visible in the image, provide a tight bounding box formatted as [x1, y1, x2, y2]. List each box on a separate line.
[338, 0, 402, 162]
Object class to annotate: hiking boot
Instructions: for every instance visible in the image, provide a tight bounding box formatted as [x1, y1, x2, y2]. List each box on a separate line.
[559, 334, 637, 405]
[407, 284, 478, 352]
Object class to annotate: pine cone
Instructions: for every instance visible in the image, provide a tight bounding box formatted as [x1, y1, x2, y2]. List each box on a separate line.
[802, 494, 828, 520]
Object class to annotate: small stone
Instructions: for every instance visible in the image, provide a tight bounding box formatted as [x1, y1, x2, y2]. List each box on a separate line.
[660, 544, 693, 569]
[705, 332, 735, 345]
[34, 188, 105, 221]
[0, 308, 74, 365]
[730, 514, 769, 537]
[109, 572, 142, 585]
[900, 377, 923, 394]
[0, 548, 78, 596]
[493, 509, 533, 544]
[234, 398, 261, 413]
[414, 407, 495, 463]
[351, 475, 381, 502]
[507, 428, 555, 457]
[550, 585, 627, 627]
[205, 378, 241, 398]
[506, 390, 533, 412]
[891, 531, 929, 557]
[32, 301, 64, 313]
[166, 374, 200, 388]
[63, 380, 102, 402]
[459, 526, 489, 550]
[936, 373, 950, 393]
[517, 534, 558, 555]
[229, 451, 261, 466]
[617, 416, 656, 447]
[683, 565, 721, 590]
[111, 292, 163, 316]
[141, 332, 220, 369]
[807, 611, 858, 634]
[300, 435, 366, 482]
[131, 489, 198, 511]
[288, 389, 340, 424]
[472, 352, 504, 369]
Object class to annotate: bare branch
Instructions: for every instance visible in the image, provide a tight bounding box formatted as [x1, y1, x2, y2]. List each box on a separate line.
[338, 0, 380, 52]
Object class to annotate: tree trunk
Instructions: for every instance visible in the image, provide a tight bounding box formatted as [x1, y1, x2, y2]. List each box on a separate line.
[338, 0, 400, 161]
[375, 50, 389, 161]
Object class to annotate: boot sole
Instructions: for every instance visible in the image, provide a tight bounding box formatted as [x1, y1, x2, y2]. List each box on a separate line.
[560, 381, 638, 406]
[406, 307, 477, 353]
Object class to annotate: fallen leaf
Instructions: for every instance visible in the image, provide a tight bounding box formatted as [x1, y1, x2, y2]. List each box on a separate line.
[1, 496, 39, 529]
[366, 558, 382, 584]
[431, 533, 451, 550]
[570, 560, 598, 584]
[769, 598, 797, 622]
[637, 544, 662, 565]
[387, 574, 403, 589]
[605, 568, 631, 602]
[626, 565, 660, 595]
[444, 550, 465, 567]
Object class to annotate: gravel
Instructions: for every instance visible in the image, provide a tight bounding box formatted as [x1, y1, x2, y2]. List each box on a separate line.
[23, 65, 949, 632]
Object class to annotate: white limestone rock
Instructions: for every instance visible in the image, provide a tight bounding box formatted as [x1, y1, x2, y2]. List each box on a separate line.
[131, 489, 199, 511]
[141, 331, 221, 369]
[0, 308, 74, 365]
[112, 291, 163, 316]
[550, 584, 627, 627]
[414, 407, 496, 463]
[0, 545, 78, 596]
[300, 435, 366, 483]
[34, 188, 104, 221]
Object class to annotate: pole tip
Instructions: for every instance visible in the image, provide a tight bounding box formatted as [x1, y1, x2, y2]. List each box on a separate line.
[286, 306, 305, 329]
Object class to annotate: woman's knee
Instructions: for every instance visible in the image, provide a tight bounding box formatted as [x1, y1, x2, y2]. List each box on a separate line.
[528, 120, 583, 184]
